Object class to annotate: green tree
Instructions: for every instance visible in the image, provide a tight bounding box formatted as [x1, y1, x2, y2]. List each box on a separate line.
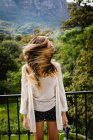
[0, 33, 13, 43]
[61, 0, 93, 30]
[0, 40, 21, 94]
[55, 25, 93, 91]
[70, 25, 93, 91]
[1, 40, 21, 58]
[54, 27, 84, 90]
[0, 46, 17, 80]
[6, 70, 21, 94]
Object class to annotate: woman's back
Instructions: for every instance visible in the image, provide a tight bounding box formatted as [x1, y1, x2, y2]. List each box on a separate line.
[33, 75, 57, 111]
[24, 59, 58, 111]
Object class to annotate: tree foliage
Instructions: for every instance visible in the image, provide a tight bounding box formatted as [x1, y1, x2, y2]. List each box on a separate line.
[70, 25, 93, 91]
[0, 45, 17, 80]
[0, 34, 21, 94]
[54, 24, 93, 92]
[54, 27, 84, 90]
[61, 0, 93, 30]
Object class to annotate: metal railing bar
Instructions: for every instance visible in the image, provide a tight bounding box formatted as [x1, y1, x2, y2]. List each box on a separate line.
[65, 95, 69, 140]
[0, 94, 21, 97]
[0, 91, 93, 97]
[85, 93, 88, 140]
[16, 97, 20, 140]
[66, 91, 93, 95]
[6, 98, 11, 140]
[27, 131, 30, 140]
[75, 94, 78, 139]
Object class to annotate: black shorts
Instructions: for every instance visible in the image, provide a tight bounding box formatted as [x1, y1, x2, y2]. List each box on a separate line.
[34, 106, 56, 122]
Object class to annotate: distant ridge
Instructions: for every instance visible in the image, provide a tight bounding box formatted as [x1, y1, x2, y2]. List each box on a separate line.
[0, 0, 69, 34]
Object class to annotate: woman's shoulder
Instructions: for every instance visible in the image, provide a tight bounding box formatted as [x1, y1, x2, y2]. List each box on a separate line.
[22, 63, 27, 70]
[22, 63, 28, 73]
[22, 63, 33, 75]
[51, 59, 61, 69]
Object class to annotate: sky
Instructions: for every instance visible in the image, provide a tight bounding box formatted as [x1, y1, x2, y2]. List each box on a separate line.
[67, 0, 93, 1]
[66, 0, 93, 6]
[67, 0, 73, 2]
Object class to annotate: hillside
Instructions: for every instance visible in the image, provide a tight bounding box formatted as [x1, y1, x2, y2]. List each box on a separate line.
[0, 0, 69, 34]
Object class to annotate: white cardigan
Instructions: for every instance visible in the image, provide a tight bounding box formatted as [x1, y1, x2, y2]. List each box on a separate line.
[19, 59, 68, 132]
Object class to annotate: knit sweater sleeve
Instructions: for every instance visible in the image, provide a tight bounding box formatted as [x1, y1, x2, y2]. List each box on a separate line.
[56, 63, 68, 112]
[19, 65, 28, 115]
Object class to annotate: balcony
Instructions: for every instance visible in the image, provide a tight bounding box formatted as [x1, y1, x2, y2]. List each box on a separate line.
[0, 91, 93, 140]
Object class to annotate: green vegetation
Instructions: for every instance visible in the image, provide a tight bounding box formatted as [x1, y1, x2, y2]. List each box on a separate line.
[54, 25, 93, 91]
[0, 35, 21, 95]
[61, 0, 93, 30]
[1, 132, 86, 140]
[1, 134, 48, 140]
[1, 135, 34, 140]
[1, 134, 63, 140]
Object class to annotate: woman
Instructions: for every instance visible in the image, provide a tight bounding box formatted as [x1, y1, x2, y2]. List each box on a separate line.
[19, 36, 68, 140]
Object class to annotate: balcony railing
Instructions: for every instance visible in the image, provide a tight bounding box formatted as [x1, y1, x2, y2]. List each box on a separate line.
[0, 91, 93, 140]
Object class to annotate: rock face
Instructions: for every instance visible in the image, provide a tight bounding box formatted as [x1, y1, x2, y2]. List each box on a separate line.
[0, 0, 69, 28]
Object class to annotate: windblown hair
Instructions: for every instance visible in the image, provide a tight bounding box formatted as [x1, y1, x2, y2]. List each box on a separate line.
[22, 36, 58, 90]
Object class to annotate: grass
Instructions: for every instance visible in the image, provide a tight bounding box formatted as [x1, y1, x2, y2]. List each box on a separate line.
[0, 101, 25, 134]
[1, 134, 64, 140]
[0, 102, 19, 119]
[1, 133, 86, 140]
[1, 134, 34, 140]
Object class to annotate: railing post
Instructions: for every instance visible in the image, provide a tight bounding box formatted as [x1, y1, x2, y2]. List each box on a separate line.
[27, 131, 30, 140]
[75, 94, 78, 140]
[16, 97, 20, 140]
[0, 133, 1, 140]
[7, 97, 11, 140]
[85, 93, 88, 140]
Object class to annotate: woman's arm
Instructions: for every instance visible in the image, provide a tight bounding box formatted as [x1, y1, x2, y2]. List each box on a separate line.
[19, 65, 28, 115]
[19, 65, 30, 130]
[56, 63, 68, 128]
[57, 63, 68, 112]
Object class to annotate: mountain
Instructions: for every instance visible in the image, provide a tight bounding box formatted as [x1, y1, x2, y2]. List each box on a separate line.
[0, 20, 16, 34]
[0, 0, 69, 34]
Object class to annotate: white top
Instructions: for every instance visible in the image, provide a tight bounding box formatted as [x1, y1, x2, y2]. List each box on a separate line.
[19, 59, 68, 132]
[33, 75, 57, 111]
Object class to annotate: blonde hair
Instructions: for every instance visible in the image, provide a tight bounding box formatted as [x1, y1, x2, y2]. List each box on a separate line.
[22, 36, 58, 90]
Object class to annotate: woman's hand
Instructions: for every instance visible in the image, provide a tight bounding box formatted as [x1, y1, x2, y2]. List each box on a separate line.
[62, 112, 68, 129]
[23, 115, 30, 130]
